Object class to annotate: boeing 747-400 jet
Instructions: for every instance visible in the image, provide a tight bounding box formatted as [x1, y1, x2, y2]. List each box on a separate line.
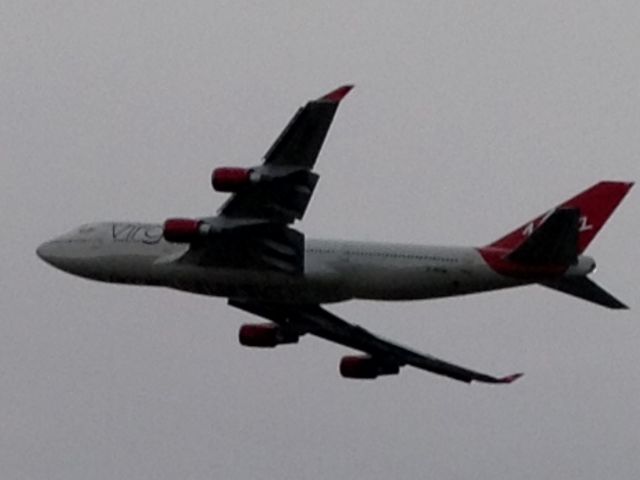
[37, 86, 633, 384]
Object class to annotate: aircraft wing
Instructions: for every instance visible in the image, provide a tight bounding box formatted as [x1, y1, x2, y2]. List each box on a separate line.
[218, 85, 353, 223]
[230, 300, 523, 384]
[165, 86, 353, 274]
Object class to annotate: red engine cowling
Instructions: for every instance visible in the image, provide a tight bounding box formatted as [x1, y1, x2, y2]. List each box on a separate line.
[339, 355, 400, 379]
[211, 167, 256, 192]
[163, 218, 202, 243]
[238, 323, 299, 348]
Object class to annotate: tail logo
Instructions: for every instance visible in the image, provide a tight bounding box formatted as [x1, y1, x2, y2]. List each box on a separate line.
[522, 209, 553, 236]
[523, 209, 592, 237]
[578, 216, 594, 232]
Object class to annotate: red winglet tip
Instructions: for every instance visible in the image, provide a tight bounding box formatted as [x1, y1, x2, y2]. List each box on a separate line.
[603, 180, 634, 190]
[319, 85, 354, 103]
[500, 373, 524, 383]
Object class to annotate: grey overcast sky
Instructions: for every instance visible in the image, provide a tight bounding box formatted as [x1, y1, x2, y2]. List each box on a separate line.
[2, 1, 639, 478]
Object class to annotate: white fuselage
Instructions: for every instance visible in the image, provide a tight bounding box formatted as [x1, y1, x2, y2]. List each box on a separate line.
[37, 222, 525, 304]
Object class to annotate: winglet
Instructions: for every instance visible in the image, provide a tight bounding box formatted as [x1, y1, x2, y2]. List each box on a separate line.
[319, 85, 354, 103]
[497, 372, 524, 384]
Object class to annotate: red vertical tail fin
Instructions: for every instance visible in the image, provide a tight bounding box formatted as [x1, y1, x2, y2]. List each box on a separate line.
[488, 181, 633, 254]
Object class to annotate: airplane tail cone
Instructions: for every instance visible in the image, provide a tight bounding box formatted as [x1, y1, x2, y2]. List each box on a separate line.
[481, 181, 632, 309]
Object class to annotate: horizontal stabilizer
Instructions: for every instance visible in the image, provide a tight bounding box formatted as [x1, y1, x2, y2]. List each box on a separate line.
[542, 277, 628, 309]
[508, 208, 579, 265]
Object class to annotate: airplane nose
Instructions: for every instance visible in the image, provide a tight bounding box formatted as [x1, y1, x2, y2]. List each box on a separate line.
[36, 239, 78, 273]
[36, 241, 56, 265]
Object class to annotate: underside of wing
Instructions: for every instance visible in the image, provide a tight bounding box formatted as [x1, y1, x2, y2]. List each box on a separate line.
[264, 85, 353, 168]
[218, 85, 353, 223]
[162, 86, 353, 272]
[218, 169, 319, 223]
[229, 300, 523, 384]
[164, 220, 306, 274]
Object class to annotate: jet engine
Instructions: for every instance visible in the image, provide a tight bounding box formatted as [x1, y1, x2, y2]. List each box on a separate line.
[339, 355, 400, 379]
[211, 167, 261, 192]
[238, 323, 299, 348]
[163, 218, 205, 243]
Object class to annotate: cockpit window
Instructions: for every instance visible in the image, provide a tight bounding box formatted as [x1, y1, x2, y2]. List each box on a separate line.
[52, 223, 104, 243]
[77, 224, 96, 235]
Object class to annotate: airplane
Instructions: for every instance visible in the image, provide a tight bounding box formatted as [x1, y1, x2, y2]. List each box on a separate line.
[37, 85, 633, 384]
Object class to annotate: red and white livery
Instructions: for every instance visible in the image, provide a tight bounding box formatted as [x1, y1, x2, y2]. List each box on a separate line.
[37, 86, 633, 384]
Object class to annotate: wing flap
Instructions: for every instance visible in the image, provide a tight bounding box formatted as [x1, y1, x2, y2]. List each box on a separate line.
[219, 170, 319, 222]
